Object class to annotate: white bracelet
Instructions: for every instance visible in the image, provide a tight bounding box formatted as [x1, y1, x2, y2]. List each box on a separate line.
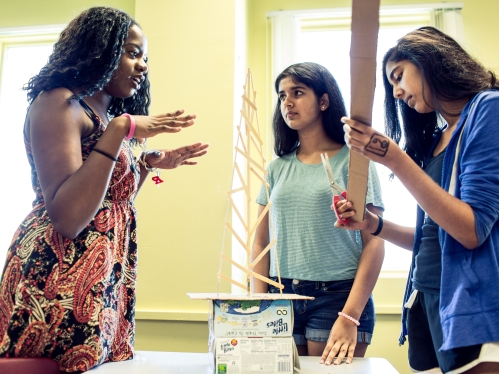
[138, 151, 157, 172]
[338, 312, 360, 326]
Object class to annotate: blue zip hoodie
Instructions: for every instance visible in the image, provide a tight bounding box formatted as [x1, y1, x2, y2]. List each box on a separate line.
[399, 90, 499, 350]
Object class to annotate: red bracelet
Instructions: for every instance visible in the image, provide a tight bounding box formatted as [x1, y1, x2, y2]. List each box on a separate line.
[338, 312, 360, 326]
[121, 113, 136, 140]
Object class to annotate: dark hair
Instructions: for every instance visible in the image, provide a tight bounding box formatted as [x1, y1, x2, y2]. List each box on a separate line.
[382, 26, 499, 166]
[23, 6, 150, 119]
[273, 62, 347, 156]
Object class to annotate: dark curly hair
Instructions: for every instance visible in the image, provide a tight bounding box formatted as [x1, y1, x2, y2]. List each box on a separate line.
[382, 26, 499, 166]
[23, 6, 150, 119]
[273, 62, 347, 156]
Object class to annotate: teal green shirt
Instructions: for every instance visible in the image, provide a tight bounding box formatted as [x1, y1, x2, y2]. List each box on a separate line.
[256, 146, 384, 281]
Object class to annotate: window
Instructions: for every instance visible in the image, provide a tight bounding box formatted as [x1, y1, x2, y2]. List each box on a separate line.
[268, 4, 463, 273]
[0, 27, 60, 269]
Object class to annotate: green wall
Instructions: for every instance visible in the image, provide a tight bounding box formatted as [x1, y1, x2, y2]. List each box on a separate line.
[0, 0, 135, 26]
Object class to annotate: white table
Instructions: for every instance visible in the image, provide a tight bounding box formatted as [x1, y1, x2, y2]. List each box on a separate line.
[89, 351, 400, 373]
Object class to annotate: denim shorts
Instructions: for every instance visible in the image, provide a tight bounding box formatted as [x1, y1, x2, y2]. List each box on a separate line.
[269, 278, 375, 346]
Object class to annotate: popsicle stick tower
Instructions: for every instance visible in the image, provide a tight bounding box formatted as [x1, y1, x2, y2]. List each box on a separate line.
[217, 69, 284, 296]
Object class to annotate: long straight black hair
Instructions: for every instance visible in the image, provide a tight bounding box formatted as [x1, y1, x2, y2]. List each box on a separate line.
[273, 62, 347, 156]
[382, 26, 498, 166]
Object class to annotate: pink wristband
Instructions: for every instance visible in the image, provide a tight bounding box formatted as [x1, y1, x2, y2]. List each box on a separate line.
[338, 312, 360, 326]
[122, 113, 136, 140]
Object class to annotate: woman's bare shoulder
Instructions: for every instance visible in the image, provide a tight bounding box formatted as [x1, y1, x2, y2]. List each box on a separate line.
[26, 88, 87, 140]
[30, 87, 79, 111]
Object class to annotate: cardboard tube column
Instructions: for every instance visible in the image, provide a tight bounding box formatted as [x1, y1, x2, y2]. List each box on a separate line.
[346, 0, 380, 221]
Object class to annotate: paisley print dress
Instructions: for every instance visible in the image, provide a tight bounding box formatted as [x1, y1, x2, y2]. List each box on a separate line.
[0, 100, 140, 372]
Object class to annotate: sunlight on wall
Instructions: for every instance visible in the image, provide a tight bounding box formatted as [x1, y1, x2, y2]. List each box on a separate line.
[0, 44, 53, 268]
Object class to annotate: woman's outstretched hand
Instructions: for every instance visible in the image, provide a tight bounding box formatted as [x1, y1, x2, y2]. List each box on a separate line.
[145, 142, 209, 169]
[124, 109, 197, 140]
[341, 116, 399, 167]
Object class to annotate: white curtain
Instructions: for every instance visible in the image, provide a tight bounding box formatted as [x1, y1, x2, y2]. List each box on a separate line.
[270, 14, 300, 85]
[431, 8, 465, 44]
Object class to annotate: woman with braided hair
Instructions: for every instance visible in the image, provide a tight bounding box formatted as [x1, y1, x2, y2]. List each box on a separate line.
[0, 6, 208, 372]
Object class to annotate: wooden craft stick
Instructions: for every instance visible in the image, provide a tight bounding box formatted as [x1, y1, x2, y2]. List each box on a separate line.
[346, 0, 380, 221]
[242, 93, 257, 111]
[249, 238, 276, 269]
[218, 273, 247, 291]
[248, 202, 271, 237]
[240, 110, 264, 147]
[228, 186, 245, 196]
[250, 271, 284, 290]
[225, 222, 250, 254]
[234, 162, 251, 199]
[250, 131, 264, 152]
[228, 196, 248, 231]
[250, 166, 270, 187]
[221, 253, 250, 275]
[234, 146, 266, 174]
[236, 125, 248, 153]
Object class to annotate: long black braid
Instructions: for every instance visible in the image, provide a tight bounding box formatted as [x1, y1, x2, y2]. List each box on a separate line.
[23, 6, 150, 119]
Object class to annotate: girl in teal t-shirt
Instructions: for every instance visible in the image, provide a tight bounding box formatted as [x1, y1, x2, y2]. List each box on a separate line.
[252, 62, 384, 366]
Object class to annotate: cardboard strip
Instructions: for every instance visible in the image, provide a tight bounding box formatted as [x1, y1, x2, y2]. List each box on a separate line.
[346, 0, 380, 221]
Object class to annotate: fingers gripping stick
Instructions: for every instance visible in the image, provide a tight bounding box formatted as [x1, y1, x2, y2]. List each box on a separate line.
[333, 191, 349, 225]
[320, 152, 350, 225]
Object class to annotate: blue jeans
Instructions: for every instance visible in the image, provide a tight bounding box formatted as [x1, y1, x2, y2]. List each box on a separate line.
[269, 278, 375, 346]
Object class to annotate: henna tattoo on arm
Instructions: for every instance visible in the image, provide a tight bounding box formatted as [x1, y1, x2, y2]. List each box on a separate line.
[365, 134, 389, 157]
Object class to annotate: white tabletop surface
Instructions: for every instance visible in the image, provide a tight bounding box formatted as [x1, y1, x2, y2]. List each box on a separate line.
[89, 351, 400, 373]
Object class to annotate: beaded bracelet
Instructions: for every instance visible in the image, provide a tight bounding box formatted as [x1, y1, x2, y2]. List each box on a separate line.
[121, 113, 136, 140]
[338, 312, 360, 326]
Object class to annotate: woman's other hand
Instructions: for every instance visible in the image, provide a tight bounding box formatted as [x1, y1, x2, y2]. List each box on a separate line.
[145, 142, 209, 169]
[333, 200, 380, 233]
[320, 316, 357, 365]
[114, 109, 197, 140]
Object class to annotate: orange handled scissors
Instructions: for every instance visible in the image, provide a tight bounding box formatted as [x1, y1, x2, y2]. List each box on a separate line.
[320, 153, 349, 224]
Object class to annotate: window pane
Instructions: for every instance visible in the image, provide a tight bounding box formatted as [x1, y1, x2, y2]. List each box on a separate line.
[0, 44, 53, 268]
[297, 27, 419, 271]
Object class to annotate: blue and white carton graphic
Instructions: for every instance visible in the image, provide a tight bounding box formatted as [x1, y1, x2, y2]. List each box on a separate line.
[210, 299, 293, 338]
[214, 337, 293, 374]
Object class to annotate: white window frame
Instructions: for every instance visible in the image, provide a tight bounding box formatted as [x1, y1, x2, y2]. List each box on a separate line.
[0, 25, 64, 270]
[265, 3, 463, 282]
